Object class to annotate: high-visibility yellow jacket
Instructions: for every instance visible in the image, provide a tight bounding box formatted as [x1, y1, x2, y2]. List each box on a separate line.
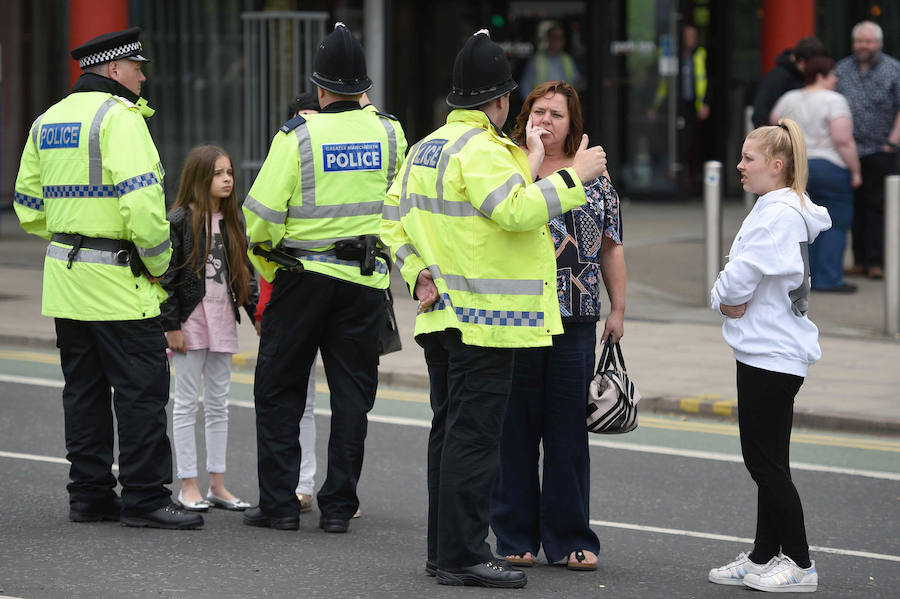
[244, 103, 407, 288]
[654, 46, 708, 114]
[380, 109, 587, 348]
[14, 90, 171, 321]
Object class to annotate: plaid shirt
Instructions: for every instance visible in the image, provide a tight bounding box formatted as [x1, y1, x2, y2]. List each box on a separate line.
[835, 53, 900, 157]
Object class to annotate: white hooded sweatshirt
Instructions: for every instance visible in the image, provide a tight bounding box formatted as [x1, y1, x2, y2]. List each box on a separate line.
[710, 187, 832, 377]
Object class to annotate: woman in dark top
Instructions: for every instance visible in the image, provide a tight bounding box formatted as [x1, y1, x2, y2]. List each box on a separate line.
[490, 81, 626, 570]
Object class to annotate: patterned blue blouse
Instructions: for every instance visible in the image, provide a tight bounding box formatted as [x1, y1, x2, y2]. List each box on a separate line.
[549, 175, 623, 323]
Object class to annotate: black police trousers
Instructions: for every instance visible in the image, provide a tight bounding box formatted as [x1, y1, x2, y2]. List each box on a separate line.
[55, 317, 173, 515]
[420, 329, 514, 569]
[254, 270, 384, 519]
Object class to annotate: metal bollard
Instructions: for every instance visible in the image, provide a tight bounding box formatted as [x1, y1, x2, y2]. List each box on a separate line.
[704, 161, 723, 305]
[885, 175, 900, 335]
[743, 106, 755, 213]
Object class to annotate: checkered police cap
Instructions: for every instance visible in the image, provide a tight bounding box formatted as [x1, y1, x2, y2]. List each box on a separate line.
[71, 27, 150, 69]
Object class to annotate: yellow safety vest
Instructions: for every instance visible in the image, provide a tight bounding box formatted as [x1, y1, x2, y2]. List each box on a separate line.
[244, 105, 407, 288]
[14, 91, 171, 321]
[654, 46, 708, 114]
[381, 109, 587, 348]
[534, 50, 577, 85]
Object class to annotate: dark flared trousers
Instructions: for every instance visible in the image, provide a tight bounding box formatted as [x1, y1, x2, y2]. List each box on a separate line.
[55, 317, 172, 515]
[490, 322, 600, 563]
[254, 270, 383, 519]
[736, 361, 810, 568]
[852, 151, 899, 269]
[421, 329, 514, 569]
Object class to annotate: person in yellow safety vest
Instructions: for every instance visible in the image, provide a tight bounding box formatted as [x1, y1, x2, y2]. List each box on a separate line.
[12, 27, 203, 530]
[380, 29, 608, 588]
[519, 21, 583, 101]
[242, 22, 407, 534]
[652, 25, 709, 119]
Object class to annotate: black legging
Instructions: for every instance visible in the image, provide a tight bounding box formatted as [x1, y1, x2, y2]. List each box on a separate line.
[736, 361, 811, 568]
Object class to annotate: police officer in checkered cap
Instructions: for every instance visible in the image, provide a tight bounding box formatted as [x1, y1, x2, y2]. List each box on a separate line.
[12, 27, 204, 530]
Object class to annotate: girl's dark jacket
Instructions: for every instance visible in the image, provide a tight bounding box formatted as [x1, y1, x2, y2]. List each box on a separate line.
[160, 205, 258, 332]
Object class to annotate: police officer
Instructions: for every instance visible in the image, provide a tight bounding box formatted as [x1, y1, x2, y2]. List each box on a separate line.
[13, 27, 202, 529]
[380, 29, 607, 588]
[243, 22, 407, 533]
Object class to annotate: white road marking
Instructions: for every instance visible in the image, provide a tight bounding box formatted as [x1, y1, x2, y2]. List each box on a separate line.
[590, 520, 900, 563]
[2, 379, 898, 565]
[4, 376, 899, 481]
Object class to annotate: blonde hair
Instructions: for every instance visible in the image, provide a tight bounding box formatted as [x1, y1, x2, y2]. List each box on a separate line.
[746, 118, 808, 199]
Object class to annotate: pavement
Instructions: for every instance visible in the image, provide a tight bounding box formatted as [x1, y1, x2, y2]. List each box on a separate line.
[2, 200, 899, 436]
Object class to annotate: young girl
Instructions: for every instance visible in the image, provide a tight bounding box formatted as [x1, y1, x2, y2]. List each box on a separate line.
[708, 119, 829, 593]
[161, 145, 258, 512]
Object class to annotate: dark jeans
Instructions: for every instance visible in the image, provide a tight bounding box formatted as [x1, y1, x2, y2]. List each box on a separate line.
[254, 270, 383, 519]
[421, 329, 514, 569]
[736, 361, 810, 568]
[490, 322, 600, 563]
[853, 151, 899, 268]
[55, 317, 172, 515]
[807, 158, 853, 289]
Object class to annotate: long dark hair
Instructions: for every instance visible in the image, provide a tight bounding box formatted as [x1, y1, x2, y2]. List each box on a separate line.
[169, 145, 250, 304]
[511, 80, 584, 157]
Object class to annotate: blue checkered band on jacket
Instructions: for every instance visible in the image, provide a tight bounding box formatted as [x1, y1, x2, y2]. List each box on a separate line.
[422, 292, 544, 326]
[115, 172, 159, 196]
[78, 42, 142, 68]
[14, 192, 44, 210]
[43, 184, 116, 198]
[302, 253, 389, 275]
[456, 307, 543, 327]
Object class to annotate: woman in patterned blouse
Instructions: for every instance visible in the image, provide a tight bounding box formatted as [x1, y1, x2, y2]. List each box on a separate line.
[490, 80, 626, 571]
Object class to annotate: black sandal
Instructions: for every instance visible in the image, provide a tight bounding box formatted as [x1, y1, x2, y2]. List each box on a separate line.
[505, 553, 534, 567]
[567, 550, 598, 571]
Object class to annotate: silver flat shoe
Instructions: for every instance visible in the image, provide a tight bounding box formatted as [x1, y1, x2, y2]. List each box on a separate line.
[176, 490, 211, 512]
[206, 491, 250, 511]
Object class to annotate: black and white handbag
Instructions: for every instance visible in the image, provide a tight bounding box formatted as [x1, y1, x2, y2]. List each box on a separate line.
[586, 337, 641, 434]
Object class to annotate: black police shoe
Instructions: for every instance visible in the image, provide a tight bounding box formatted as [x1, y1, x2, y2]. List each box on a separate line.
[242, 506, 300, 530]
[318, 514, 350, 533]
[69, 497, 121, 522]
[120, 503, 204, 530]
[437, 560, 527, 588]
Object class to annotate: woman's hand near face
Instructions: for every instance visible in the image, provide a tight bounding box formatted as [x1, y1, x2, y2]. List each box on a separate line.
[524, 115, 549, 180]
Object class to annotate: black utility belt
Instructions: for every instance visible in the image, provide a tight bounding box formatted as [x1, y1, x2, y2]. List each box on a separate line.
[282, 236, 387, 276]
[51, 233, 145, 276]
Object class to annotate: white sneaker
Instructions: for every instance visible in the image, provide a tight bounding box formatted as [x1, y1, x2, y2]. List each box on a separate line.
[708, 551, 776, 586]
[743, 555, 818, 593]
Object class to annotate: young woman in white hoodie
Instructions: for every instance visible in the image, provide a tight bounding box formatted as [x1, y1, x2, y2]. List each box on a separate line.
[707, 118, 830, 593]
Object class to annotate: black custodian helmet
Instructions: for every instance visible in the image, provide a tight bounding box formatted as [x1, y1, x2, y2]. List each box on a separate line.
[310, 22, 373, 95]
[446, 29, 517, 109]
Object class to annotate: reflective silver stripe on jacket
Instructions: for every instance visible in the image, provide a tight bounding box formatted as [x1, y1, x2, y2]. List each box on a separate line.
[31, 113, 46, 150]
[281, 237, 356, 251]
[136, 238, 171, 258]
[536, 177, 563, 220]
[287, 201, 383, 219]
[295, 125, 316, 210]
[300, 252, 389, 275]
[427, 263, 543, 296]
[479, 173, 527, 217]
[382, 203, 400, 221]
[402, 193, 485, 219]
[397, 129, 488, 219]
[46, 243, 128, 266]
[394, 243, 420, 270]
[244, 195, 287, 223]
[434, 127, 483, 199]
[89, 99, 118, 186]
[377, 116, 398, 189]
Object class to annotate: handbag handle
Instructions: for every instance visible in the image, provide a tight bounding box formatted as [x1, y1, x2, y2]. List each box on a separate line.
[595, 335, 628, 376]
